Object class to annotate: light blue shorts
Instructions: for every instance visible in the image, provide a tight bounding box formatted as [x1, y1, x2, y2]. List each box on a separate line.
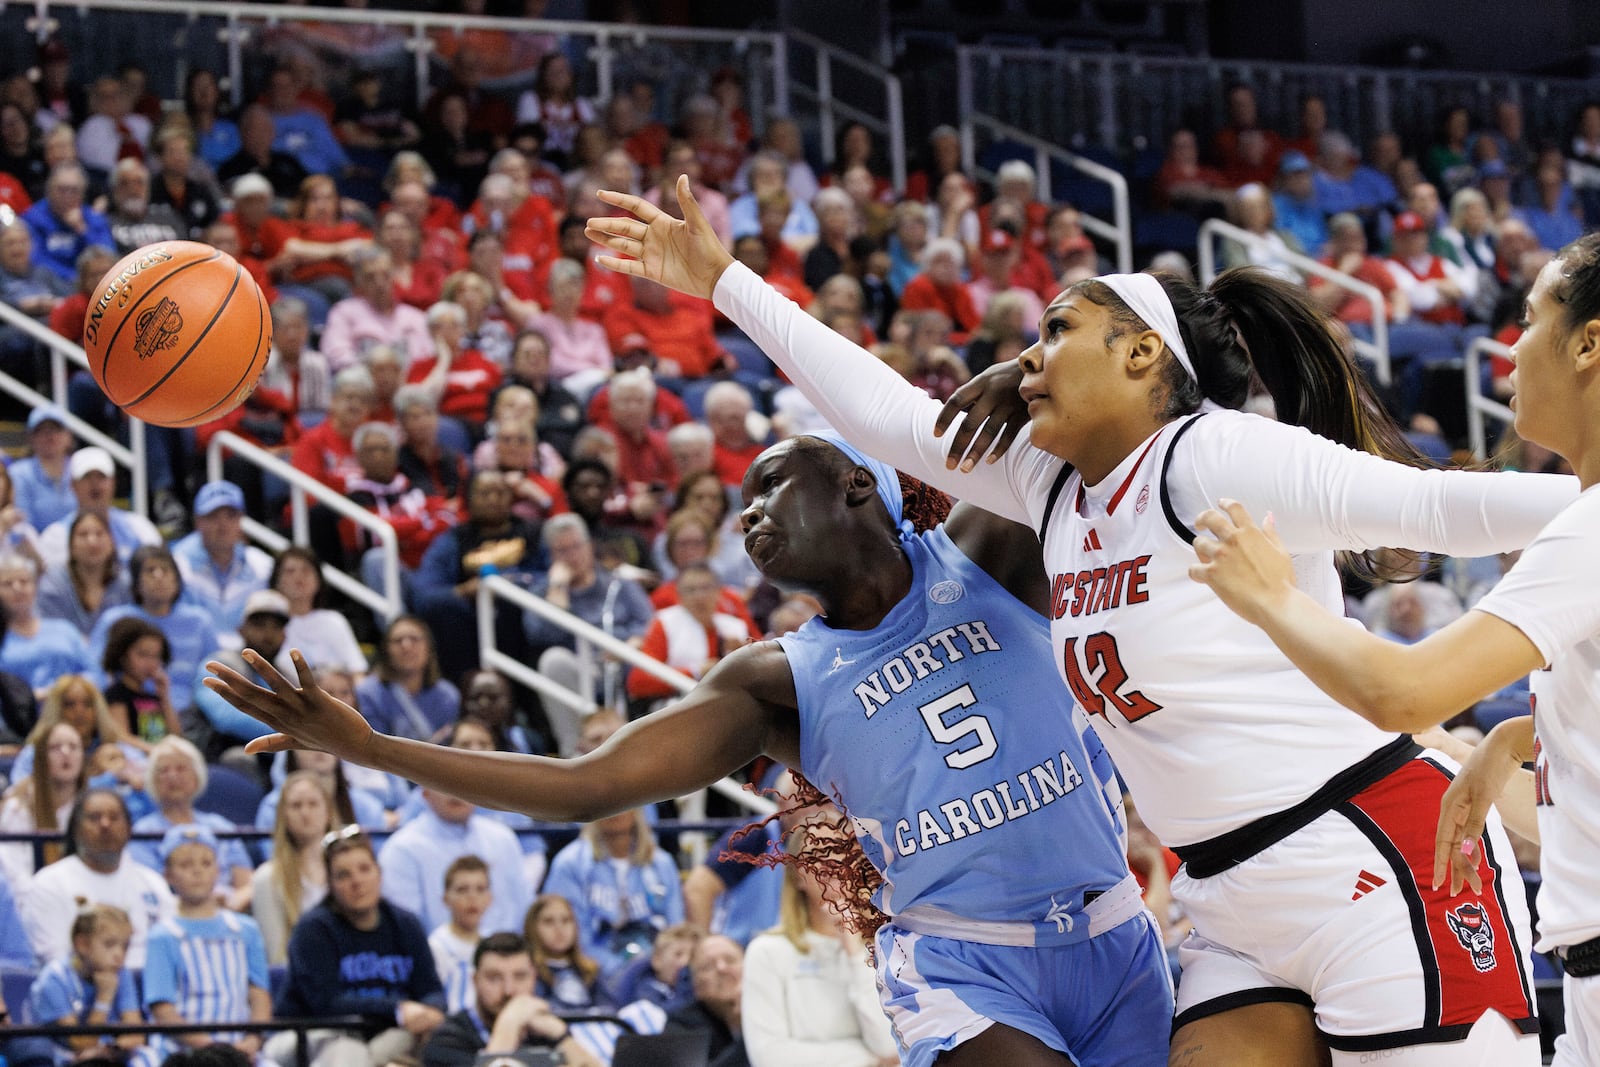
[876, 911, 1174, 1067]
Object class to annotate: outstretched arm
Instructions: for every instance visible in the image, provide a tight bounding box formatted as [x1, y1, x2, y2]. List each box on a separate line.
[586, 179, 1051, 527]
[207, 646, 800, 822]
[1188, 500, 1543, 732]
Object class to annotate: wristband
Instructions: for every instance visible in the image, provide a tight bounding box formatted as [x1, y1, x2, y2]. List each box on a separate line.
[93, 1001, 113, 1014]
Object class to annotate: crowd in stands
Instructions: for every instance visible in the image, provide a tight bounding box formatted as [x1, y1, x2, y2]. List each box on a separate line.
[0, 15, 1592, 1067]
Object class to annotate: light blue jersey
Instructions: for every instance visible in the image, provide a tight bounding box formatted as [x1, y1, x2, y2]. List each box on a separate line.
[780, 527, 1131, 938]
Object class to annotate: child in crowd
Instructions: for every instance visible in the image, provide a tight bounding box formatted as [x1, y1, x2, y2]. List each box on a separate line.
[25, 904, 147, 1065]
[623, 922, 699, 1012]
[85, 743, 155, 821]
[144, 825, 272, 1062]
[524, 894, 611, 1012]
[429, 854, 491, 1014]
[100, 617, 179, 746]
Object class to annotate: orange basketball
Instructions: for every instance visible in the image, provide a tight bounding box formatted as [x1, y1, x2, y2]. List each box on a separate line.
[82, 240, 272, 428]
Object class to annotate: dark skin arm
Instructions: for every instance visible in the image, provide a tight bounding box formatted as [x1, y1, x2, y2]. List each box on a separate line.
[943, 501, 1050, 615]
[933, 359, 1031, 472]
[209, 647, 801, 823]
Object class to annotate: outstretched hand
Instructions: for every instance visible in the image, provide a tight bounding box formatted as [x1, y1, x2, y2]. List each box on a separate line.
[1187, 499, 1295, 627]
[204, 649, 376, 761]
[933, 361, 1029, 471]
[586, 175, 735, 301]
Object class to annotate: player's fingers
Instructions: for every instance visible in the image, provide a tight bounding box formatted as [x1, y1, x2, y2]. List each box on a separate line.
[1191, 535, 1220, 563]
[596, 188, 662, 222]
[290, 649, 317, 691]
[956, 416, 1006, 473]
[1192, 508, 1235, 540]
[243, 733, 298, 755]
[1218, 498, 1257, 532]
[940, 408, 983, 470]
[676, 174, 713, 233]
[241, 648, 299, 696]
[583, 216, 644, 241]
[1432, 805, 1468, 890]
[1186, 561, 1213, 585]
[933, 379, 983, 438]
[986, 416, 1026, 463]
[595, 255, 646, 278]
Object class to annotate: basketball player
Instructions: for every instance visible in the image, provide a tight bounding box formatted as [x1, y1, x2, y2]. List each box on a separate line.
[205, 430, 1175, 1067]
[580, 178, 1579, 1065]
[1187, 233, 1600, 1067]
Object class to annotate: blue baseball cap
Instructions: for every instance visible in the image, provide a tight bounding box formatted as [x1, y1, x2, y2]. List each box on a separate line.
[26, 405, 67, 433]
[159, 823, 219, 866]
[193, 480, 245, 517]
[1279, 150, 1312, 175]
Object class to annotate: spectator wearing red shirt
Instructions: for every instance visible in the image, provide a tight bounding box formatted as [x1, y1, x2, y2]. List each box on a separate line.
[964, 229, 1045, 326]
[703, 382, 764, 488]
[342, 421, 459, 571]
[1212, 83, 1284, 189]
[1153, 128, 1230, 214]
[223, 173, 294, 275]
[279, 174, 368, 299]
[465, 227, 543, 328]
[533, 216, 632, 323]
[606, 276, 733, 380]
[903, 124, 972, 205]
[649, 513, 759, 636]
[475, 415, 567, 527]
[899, 238, 980, 345]
[977, 160, 1050, 250]
[467, 151, 559, 261]
[291, 366, 374, 492]
[201, 218, 278, 306]
[604, 91, 667, 175]
[385, 172, 466, 274]
[627, 561, 753, 704]
[729, 234, 812, 311]
[605, 370, 678, 499]
[47, 244, 116, 344]
[376, 208, 445, 310]
[1309, 212, 1407, 327]
[586, 337, 692, 433]
[405, 302, 504, 429]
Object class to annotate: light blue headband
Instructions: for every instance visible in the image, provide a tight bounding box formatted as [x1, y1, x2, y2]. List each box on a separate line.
[799, 431, 913, 540]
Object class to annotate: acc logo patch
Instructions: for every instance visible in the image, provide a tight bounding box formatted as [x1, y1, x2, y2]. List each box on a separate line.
[133, 298, 184, 361]
[928, 580, 963, 605]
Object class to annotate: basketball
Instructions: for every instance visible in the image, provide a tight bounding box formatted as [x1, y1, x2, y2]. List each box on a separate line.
[81, 240, 272, 429]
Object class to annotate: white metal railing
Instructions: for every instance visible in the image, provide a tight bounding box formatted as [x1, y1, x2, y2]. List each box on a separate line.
[476, 573, 774, 818]
[958, 111, 1133, 274]
[786, 31, 906, 196]
[0, 302, 149, 516]
[1463, 336, 1515, 462]
[19, 0, 786, 116]
[1197, 218, 1392, 385]
[204, 430, 402, 621]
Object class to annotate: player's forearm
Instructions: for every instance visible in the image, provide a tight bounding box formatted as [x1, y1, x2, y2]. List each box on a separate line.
[1480, 716, 1540, 843]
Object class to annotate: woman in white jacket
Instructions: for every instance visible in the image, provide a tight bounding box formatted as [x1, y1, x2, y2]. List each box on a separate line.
[742, 822, 900, 1067]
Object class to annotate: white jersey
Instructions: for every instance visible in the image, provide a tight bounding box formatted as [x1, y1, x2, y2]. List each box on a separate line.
[1474, 483, 1600, 953]
[714, 261, 1576, 848]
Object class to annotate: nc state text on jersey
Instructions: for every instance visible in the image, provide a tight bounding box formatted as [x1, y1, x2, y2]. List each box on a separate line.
[1050, 555, 1152, 619]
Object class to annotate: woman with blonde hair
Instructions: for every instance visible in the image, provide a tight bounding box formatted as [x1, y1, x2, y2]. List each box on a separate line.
[7, 673, 136, 784]
[0, 718, 85, 881]
[250, 769, 335, 964]
[523, 892, 609, 1011]
[542, 808, 685, 979]
[742, 821, 899, 1067]
[130, 735, 254, 908]
[964, 288, 1032, 375]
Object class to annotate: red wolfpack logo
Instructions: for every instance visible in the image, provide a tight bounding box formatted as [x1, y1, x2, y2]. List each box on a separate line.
[1445, 902, 1498, 972]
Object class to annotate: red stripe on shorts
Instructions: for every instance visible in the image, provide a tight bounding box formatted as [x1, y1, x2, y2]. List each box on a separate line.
[1345, 758, 1535, 1031]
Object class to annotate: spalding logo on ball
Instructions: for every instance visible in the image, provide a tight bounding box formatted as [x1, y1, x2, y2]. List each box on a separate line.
[83, 240, 272, 428]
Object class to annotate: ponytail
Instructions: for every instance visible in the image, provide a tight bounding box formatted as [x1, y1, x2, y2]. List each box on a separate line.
[1206, 268, 1428, 470]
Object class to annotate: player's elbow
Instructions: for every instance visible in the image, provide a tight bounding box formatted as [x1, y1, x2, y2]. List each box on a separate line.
[1346, 672, 1451, 735]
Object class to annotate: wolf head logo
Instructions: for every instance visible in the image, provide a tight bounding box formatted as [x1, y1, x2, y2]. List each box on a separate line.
[1446, 901, 1497, 973]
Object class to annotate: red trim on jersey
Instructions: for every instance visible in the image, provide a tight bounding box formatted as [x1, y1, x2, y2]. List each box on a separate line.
[1077, 433, 1164, 517]
[1344, 759, 1536, 1033]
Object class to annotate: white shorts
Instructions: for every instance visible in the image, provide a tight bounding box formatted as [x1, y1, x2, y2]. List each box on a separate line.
[1554, 972, 1600, 1066]
[1171, 753, 1539, 1055]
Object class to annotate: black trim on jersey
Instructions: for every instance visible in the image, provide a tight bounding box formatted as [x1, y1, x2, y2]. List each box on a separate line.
[1174, 736, 1420, 878]
[1157, 412, 1209, 545]
[1319, 1017, 1539, 1053]
[1336, 800, 1442, 1031]
[1172, 987, 1314, 1036]
[1036, 463, 1076, 547]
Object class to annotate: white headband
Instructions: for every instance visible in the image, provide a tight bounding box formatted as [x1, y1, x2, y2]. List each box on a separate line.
[1097, 273, 1196, 385]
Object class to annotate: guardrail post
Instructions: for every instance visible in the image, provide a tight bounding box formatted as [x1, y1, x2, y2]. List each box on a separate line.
[817, 49, 834, 170]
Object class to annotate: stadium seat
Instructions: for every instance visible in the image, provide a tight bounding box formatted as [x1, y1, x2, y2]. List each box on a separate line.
[195, 763, 268, 828]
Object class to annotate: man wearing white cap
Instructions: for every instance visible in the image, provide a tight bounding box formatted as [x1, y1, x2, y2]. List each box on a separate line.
[170, 480, 273, 642]
[36, 446, 161, 571]
[192, 588, 290, 748]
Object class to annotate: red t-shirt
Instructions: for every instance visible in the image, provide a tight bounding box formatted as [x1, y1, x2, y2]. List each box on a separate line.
[900, 273, 981, 343]
[405, 349, 504, 425]
[289, 219, 369, 284]
[606, 296, 728, 379]
[290, 420, 359, 491]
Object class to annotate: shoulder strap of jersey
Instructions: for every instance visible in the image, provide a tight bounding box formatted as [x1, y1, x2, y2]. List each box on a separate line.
[1036, 463, 1076, 546]
[1159, 413, 1210, 544]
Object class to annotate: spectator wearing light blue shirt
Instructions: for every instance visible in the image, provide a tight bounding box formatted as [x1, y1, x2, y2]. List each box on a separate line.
[264, 68, 350, 178]
[378, 787, 532, 939]
[89, 544, 220, 708]
[10, 406, 77, 533]
[36, 448, 162, 573]
[171, 481, 273, 643]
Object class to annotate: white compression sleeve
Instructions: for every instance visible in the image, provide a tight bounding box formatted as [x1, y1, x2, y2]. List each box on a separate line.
[714, 261, 1057, 526]
[1165, 412, 1578, 556]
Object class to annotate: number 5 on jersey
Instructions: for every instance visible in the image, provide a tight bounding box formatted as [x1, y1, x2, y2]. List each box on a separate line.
[918, 684, 998, 770]
[1062, 633, 1162, 725]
